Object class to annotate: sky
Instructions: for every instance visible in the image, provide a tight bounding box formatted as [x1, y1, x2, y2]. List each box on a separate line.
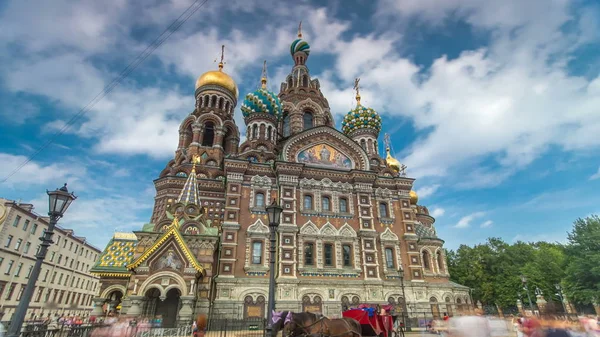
[1, 0, 600, 251]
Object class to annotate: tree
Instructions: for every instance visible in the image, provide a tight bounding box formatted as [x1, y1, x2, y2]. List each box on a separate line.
[563, 215, 600, 303]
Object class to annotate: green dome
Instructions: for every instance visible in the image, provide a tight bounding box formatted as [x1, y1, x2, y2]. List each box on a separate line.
[290, 38, 310, 56]
[241, 87, 282, 119]
[341, 104, 382, 135]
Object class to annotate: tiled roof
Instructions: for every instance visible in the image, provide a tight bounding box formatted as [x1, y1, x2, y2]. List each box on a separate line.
[90, 232, 138, 276]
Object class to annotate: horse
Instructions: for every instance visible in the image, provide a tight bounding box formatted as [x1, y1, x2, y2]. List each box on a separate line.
[271, 311, 361, 337]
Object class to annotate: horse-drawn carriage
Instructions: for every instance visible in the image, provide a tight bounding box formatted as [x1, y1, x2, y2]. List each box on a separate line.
[271, 306, 400, 337]
[342, 309, 396, 337]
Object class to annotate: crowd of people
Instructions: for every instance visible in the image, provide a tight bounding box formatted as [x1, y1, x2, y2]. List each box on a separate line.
[427, 309, 600, 337]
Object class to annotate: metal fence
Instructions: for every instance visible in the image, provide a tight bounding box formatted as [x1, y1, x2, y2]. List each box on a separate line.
[205, 317, 266, 337]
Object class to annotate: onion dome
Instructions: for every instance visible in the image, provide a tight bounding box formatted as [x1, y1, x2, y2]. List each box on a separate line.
[241, 62, 282, 121]
[342, 89, 382, 136]
[409, 190, 418, 205]
[195, 45, 238, 99]
[386, 147, 401, 173]
[290, 38, 310, 56]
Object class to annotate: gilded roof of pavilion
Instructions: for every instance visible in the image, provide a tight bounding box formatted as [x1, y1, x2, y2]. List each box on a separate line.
[90, 232, 138, 277]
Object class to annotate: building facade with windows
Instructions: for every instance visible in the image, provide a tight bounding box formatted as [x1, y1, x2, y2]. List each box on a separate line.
[0, 198, 102, 321]
[90, 29, 470, 326]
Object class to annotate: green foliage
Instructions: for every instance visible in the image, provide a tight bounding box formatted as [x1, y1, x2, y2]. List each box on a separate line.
[447, 215, 600, 308]
[563, 215, 600, 303]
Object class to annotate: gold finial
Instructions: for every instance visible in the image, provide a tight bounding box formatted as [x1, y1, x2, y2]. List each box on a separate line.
[214, 45, 226, 71]
[354, 78, 361, 105]
[298, 21, 303, 38]
[191, 154, 201, 172]
[261, 60, 268, 89]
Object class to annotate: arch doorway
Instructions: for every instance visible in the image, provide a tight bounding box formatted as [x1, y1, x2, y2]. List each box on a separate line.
[105, 290, 123, 315]
[143, 288, 181, 328]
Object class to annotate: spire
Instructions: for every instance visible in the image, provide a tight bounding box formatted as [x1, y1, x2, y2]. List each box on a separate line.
[177, 155, 201, 205]
[354, 77, 361, 106]
[298, 21, 303, 38]
[261, 60, 268, 89]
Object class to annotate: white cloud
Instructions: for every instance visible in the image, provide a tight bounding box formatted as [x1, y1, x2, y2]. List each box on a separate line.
[454, 211, 485, 228]
[430, 207, 445, 218]
[0, 153, 87, 190]
[480, 220, 493, 228]
[589, 167, 600, 180]
[416, 184, 440, 199]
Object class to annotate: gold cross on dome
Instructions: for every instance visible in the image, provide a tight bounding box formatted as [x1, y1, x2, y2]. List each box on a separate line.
[215, 45, 226, 70]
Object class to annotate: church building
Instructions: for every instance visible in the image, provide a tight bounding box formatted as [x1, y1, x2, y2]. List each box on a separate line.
[90, 27, 470, 327]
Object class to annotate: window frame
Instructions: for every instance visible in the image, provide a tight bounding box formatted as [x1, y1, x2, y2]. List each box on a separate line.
[323, 243, 334, 267]
[255, 192, 265, 208]
[342, 244, 353, 267]
[303, 194, 313, 210]
[251, 240, 263, 265]
[339, 197, 348, 213]
[303, 111, 313, 130]
[385, 247, 395, 269]
[379, 202, 389, 218]
[321, 196, 331, 212]
[304, 242, 315, 266]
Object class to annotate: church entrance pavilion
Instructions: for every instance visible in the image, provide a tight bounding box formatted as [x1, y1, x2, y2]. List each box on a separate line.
[143, 288, 181, 328]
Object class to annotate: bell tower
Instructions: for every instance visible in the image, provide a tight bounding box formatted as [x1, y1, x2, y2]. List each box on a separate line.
[278, 23, 334, 139]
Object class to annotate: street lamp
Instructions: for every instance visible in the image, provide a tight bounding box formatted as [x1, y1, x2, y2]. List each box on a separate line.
[398, 265, 411, 332]
[520, 275, 534, 315]
[8, 184, 76, 337]
[265, 199, 282, 337]
[555, 284, 567, 315]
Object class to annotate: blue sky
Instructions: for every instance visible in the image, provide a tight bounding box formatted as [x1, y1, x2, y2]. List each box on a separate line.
[1, 0, 600, 251]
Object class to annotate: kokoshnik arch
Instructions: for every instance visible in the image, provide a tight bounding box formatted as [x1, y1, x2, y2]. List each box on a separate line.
[89, 27, 470, 326]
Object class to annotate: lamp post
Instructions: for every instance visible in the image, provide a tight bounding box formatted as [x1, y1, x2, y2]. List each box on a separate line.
[265, 199, 282, 337]
[520, 275, 534, 315]
[7, 184, 76, 337]
[398, 265, 411, 332]
[555, 284, 567, 314]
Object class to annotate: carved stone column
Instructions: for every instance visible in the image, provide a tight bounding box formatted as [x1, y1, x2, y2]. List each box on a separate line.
[214, 128, 225, 149]
[123, 295, 142, 317]
[192, 124, 203, 144]
[91, 297, 106, 317]
[177, 295, 196, 325]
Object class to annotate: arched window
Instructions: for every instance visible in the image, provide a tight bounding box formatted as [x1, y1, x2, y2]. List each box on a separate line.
[252, 241, 263, 264]
[422, 250, 431, 270]
[302, 75, 308, 87]
[379, 202, 388, 218]
[360, 139, 366, 150]
[303, 112, 313, 130]
[304, 195, 313, 210]
[339, 198, 348, 213]
[210, 96, 217, 107]
[437, 251, 445, 272]
[219, 97, 224, 109]
[267, 125, 272, 141]
[324, 243, 334, 266]
[202, 122, 214, 146]
[304, 243, 314, 266]
[282, 113, 291, 137]
[255, 193, 265, 207]
[342, 244, 352, 267]
[288, 77, 293, 89]
[252, 124, 258, 139]
[322, 196, 330, 212]
[385, 247, 395, 269]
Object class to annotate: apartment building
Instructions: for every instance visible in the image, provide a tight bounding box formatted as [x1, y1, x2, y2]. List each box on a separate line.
[0, 198, 102, 320]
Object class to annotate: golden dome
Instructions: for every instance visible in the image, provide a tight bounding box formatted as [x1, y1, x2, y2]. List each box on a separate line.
[195, 62, 238, 99]
[385, 146, 401, 173]
[409, 190, 418, 205]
